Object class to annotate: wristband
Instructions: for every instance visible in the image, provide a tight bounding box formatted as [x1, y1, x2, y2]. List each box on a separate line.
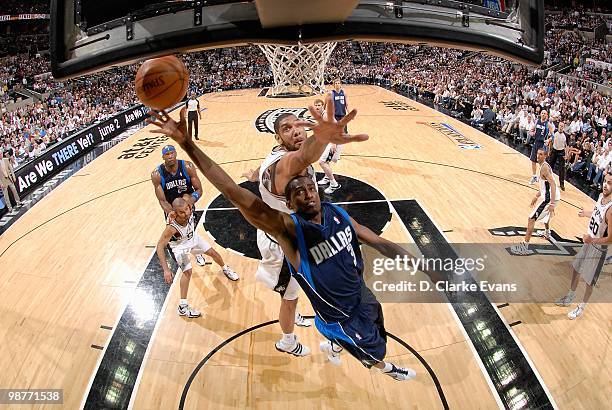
[191, 192, 201, 202]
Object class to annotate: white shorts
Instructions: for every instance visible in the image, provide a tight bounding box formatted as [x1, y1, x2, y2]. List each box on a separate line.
[170, 234, 212, 272]
[572, 242, 606, 286]
[319, 143, 343, 163]
[256, 229, 300, 300]
[529, 198, 558, 224]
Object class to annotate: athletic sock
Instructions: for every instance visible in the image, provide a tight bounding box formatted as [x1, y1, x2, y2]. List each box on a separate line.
[568, 290, 576, 298]
[180, 299, 188, 306]
[282, 333, 295, 345]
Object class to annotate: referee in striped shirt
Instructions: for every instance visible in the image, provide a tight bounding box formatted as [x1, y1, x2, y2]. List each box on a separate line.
[186, 92, 202, 140]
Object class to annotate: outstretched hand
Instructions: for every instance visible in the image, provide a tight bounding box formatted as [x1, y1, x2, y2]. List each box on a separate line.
[295, 103, 368, 146]
[147, 108, 190, 145]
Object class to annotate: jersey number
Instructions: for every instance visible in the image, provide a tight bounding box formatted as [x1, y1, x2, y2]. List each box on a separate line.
[589, 217, 599, 236]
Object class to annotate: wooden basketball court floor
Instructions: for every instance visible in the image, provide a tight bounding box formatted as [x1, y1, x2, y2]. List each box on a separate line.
[0, 85, 610, 410]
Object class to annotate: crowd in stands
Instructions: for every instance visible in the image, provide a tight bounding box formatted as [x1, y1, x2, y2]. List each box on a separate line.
[0, 46, 274, 168]
[183, 48, 273, 94]
[2, 0, 48, 15]
[0, 4, 610, 197]
[546, 8, 609, 31]
[326, 40, 610, 190]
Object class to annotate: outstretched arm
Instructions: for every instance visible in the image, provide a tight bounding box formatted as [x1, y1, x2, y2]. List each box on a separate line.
[350, 216, 414, 259]
[147, 109, 295, 241]
[274, 102, 367, 191]
[350, 216, 443, 283]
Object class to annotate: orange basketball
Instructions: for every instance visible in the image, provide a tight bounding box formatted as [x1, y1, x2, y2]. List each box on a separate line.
[134, 55, 189, 110]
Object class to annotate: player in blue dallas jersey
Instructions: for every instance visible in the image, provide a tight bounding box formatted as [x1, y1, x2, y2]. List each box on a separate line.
[148, 105, 419, 381]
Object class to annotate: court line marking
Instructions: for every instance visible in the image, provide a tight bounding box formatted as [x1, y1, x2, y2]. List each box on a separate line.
[0, 159, 265, 259]
[79, 247, 158, 410]
[126, 258, 182, 410]
[343, 154, 585, 210]
[178, 316, 449, 410]
[414, 200, 557, 409]
[391, 200, 504, 409]
[0, 159, 576, 406]
[1, 153, 587, 260]
[490, 303, 558, 409]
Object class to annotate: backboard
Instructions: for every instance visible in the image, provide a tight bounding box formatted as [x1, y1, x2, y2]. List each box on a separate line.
[50, 0, 544, 80]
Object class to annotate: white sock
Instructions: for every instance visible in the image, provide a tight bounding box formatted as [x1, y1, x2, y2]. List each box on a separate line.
[578, 302, 587, 309]
[329, 177, 336, 184]
[282, 333, 295, 345]
[179, 299, 188, 306]
[331, 342, 342, 353]
[380, 362, 393, 372]
[222, 264, 228, 270]
[568, 290, 576, 298]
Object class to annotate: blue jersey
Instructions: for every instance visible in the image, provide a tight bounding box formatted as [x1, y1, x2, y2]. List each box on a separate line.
[332, 89, 347, 118]
[288, 202, 364, 323]
[158, 160, 194, 204]
[534, 119, 549, 143]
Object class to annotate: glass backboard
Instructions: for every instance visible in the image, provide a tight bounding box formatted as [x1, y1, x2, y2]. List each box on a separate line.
[50, 0, 544, 80]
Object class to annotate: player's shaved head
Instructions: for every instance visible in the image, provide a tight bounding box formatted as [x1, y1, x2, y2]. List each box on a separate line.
[170, 197, 192, 224]
[285, 175, 321, 219]
[284, 175, 310, 200]
[172, 197, 188, 210]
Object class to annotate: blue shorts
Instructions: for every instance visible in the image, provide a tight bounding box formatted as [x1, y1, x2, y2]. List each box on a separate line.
[315, 286, 387, 368]
[530, 141, 544, 162]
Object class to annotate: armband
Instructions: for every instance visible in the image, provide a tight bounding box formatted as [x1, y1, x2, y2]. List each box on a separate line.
[191, 192, 201, 202]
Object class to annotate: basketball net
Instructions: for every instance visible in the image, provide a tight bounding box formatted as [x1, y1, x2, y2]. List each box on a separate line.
[258, 42, 337, 96]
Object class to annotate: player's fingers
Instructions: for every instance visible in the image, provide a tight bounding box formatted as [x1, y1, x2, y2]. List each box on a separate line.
[146, 118, 164, 128]
[338, 109, 358, 126]
[341, 133, 369, 144]
[160, 110, 170, 121]
[294, 120, 317, 128]
[148, 110, 164, 121]
[149, 129, 169, 135]
[179, 107, 187, 122]
[326, 98, 335, 121]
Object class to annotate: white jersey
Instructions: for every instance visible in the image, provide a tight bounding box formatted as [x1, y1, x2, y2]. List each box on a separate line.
[186, 99, 199, 112]
[258, 146, 317, 214]
[587, 194, 612, 238]
[168, 214, 196, 251]
[539, 163, 561, 201]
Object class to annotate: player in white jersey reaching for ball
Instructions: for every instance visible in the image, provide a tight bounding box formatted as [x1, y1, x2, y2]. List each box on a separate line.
[555, 172, 612, 319]
[256, 99, 367, 357]
[156, 197, 239, 318]
[511, 147, 560, 255]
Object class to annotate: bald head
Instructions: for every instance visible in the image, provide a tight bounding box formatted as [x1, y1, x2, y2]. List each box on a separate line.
[171, 197, 192, 224]
[172, 197, 188, 210]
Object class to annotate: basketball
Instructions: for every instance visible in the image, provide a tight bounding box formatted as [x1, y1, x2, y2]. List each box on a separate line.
[135, 55, 189, 110]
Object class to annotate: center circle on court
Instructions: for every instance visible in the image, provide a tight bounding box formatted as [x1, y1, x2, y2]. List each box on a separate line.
[203, 173, 393, 259]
